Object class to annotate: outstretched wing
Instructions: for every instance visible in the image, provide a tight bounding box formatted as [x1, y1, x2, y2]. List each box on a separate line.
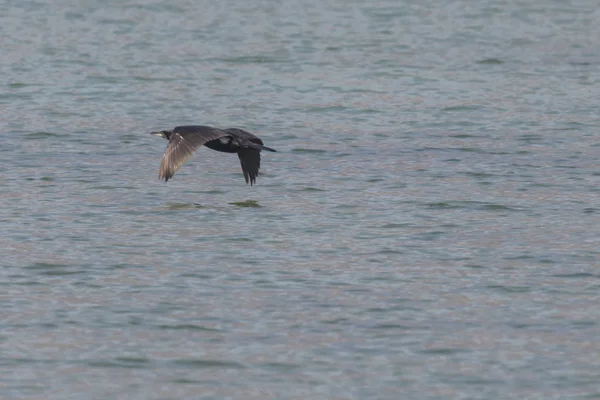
[237, 148, 261, 185]
[159, 126, 228, 181]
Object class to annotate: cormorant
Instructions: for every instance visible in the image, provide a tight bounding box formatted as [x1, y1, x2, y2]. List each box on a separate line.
[151, 125, 276, 185]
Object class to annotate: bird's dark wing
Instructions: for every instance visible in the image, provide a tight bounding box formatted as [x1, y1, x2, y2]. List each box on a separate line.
[159, 126, 228, 181]
[237, 148, 261, 185]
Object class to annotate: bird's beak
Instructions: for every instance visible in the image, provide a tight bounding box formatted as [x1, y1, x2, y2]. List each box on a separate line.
[151, 131, 164, 137]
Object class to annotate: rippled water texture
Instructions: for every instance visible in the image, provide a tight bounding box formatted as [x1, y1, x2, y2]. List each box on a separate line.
[2, 0, 600, 399]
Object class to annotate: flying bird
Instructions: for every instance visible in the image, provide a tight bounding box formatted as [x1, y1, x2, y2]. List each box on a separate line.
[151, 125, 276, 185]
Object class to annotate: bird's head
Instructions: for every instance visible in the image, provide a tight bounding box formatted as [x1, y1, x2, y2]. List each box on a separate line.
[151, 130, 172, 139]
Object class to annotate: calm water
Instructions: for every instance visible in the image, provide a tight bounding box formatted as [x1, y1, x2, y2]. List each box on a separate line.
[2, 0, 600, 398]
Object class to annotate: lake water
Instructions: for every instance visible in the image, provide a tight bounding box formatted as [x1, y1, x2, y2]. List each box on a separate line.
[2, 0, 600, 399]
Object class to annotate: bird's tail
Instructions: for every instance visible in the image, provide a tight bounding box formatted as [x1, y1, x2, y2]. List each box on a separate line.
[247, 142, 277, 152]
[261, 145, 277, 152]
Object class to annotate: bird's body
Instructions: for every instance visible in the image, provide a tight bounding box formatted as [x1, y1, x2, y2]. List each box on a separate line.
[151, 125, 276, 185]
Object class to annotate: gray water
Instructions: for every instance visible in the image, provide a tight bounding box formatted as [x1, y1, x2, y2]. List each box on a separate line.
[2, 0, 600, 399]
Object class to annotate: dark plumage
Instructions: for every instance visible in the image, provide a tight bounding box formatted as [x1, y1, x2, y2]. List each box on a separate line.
[151, 125, 276, 185]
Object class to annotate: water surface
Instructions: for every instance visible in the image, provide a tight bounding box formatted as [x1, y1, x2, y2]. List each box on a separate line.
[2, 0, 600, 399]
